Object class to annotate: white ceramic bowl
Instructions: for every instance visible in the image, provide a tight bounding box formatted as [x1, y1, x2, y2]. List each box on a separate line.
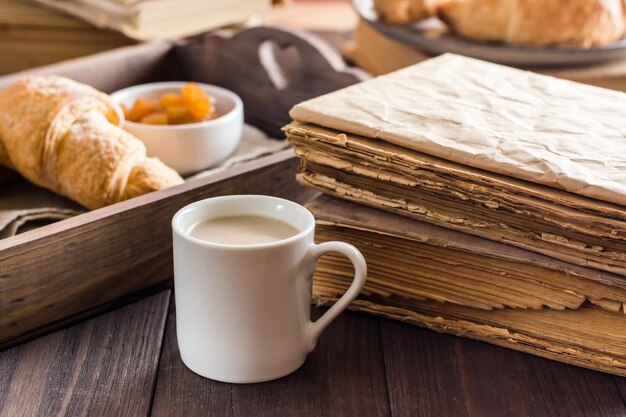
[110, 82, 244, 176]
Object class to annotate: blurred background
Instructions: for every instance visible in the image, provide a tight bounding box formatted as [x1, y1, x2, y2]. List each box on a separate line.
[2, 0, 626, 90]
[0, 0, 356, 75]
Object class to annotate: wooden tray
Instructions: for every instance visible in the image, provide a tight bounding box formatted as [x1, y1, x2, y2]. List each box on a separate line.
[0, 26, 366, 348]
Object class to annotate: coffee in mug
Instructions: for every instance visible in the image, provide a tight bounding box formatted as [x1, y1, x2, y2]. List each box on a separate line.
[189, 214, 299, 245]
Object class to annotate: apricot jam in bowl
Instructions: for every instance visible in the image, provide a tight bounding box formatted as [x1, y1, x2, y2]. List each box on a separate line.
[111, 82, 243, 175]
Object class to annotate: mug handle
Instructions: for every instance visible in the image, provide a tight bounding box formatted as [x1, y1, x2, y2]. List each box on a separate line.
[305, 241, 367, 351]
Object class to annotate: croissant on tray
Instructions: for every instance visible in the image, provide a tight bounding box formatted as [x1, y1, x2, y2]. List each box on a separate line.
[0, 76, 183, 210]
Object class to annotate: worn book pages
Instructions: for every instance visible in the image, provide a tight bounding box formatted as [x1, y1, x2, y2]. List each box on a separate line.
[290, 54, 626, 206]
[314, 294, 626, 376]
[286, 122, 626, 276]
[307, 196, 626, 376]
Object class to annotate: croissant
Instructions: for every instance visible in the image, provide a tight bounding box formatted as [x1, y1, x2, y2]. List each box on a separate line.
[0, 76, 183, 210]
[437, 0, 626, 47]
[374, 0, 438, 24]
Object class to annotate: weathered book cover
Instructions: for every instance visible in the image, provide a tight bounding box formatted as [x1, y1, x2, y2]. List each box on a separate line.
[307, 195, 626, 376]
[290, 54, 626, 206]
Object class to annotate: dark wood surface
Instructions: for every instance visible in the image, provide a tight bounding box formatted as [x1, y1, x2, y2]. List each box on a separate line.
[1, 288, 625, 417]
[0, 292, 170, 417]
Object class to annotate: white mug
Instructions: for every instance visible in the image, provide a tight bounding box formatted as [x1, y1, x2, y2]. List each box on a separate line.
[171, 195, 367, 383]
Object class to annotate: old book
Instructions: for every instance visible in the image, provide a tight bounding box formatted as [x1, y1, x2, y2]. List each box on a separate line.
[308, 195, 626, 376]
[0, 0, 134, 75]
[285, 54, 626, 276]
[32, 0, 272, 40]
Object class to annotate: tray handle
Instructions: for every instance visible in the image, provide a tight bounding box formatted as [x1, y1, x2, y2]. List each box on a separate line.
[176, 25, 369, 139]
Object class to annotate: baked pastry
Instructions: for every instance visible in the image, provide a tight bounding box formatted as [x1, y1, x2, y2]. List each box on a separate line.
[437, 0, 626, 47]
[0, 76, 183, 209]
[374, 0, 437, 24]
[374, 0, 626, 47]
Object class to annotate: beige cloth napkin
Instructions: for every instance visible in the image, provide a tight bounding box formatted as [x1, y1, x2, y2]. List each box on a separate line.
[0, 181, 84, 239]
[0, 124, 288, 239]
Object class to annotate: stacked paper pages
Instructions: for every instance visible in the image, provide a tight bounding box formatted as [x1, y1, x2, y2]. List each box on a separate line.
[308, 196, 626, 376]
[286, 54, 626, 277]
[285, 54, 626, 374]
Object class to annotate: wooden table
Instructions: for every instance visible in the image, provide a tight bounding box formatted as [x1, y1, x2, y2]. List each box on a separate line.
[1, 288, 625, 417]
[1, 15, 626, 417]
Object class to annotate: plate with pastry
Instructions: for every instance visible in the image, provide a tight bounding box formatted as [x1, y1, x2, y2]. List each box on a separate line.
[355, 0, 626, 67]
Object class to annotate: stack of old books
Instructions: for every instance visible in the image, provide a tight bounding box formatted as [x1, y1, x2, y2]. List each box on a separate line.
[284, 54, 626, 376]
[0, 0, 134, 75]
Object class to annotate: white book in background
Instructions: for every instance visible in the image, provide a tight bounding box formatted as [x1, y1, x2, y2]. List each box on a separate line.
[32, 0, 273, 40]
[0, 0, 134, 75]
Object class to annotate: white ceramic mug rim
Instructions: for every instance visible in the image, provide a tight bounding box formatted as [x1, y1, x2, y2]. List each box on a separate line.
[172, 195, 315, 250]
